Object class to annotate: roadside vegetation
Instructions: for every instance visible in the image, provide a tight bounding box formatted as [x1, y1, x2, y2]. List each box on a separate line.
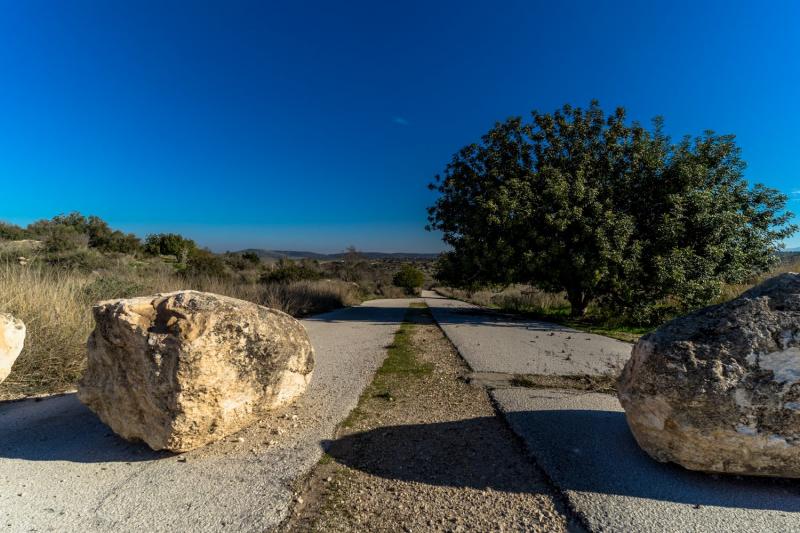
[0, 214, 436, 399]
[436, 252, 800, 342]
[428, 101, 798, 337]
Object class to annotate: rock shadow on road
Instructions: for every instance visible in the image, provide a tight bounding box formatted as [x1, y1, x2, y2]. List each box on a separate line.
[0, 393, 166, 463]
[493, 387, 800, 533]
[321, 416, 557, 495]
[503, 407, 800, 512]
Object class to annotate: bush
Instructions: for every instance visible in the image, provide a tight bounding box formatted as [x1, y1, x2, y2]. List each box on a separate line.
[0, 222, 29, 241]
[393, 265, 425, 295]
[182, 249, 229, 278]
[42, 225, 88, 253]
[260, 262, 323, 284]
[241, 251, 261, 265]
[143, 233, 196, 260]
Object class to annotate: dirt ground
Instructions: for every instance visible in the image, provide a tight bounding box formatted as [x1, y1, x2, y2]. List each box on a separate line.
[285, 306, 576, 532]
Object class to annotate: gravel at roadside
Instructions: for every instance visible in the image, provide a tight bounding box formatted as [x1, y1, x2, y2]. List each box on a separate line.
[286, 305, 573, 532]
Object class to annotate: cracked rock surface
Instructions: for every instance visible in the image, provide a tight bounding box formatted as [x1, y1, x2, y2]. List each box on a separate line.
[79, 290, 314, 452]
[619, 273, 800, 477]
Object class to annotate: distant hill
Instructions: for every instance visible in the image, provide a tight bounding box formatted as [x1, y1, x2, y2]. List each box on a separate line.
[237, 249, 441, 261]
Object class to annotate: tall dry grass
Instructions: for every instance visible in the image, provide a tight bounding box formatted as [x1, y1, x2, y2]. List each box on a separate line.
[716, 255, 800, 303]
[435, 284, 569, 312]
[0, 263, 362, 399]
[0, 264, 93, 397]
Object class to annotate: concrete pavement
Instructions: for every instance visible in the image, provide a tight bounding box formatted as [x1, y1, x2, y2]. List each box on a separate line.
[0, 298, 415, 533]
[424, 291, 800, 533]
[496, 388, 800, 532]
[423, 291, 631, 377]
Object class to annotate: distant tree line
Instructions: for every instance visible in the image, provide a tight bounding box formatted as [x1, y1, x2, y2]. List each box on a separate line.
[427, 101, 797, 322]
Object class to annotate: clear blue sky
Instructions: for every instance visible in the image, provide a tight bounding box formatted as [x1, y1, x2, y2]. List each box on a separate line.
[1, 0, 798, 252]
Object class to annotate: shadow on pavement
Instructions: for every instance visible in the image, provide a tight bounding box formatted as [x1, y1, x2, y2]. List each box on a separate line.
[505, 408, 800, 512]
[324, 413, 800, 511]
[0, 393, 166, 463]
[322, 416, 561, 495]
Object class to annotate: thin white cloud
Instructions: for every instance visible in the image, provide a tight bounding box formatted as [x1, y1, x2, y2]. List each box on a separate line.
[392, 116, 409, 126]
[792, 190, 800, 195]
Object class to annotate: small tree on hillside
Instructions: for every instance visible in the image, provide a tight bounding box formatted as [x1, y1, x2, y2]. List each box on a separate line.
[143, 233, 197, 262]
[393, 264, 425, 295]
[427, 101, 796, 320]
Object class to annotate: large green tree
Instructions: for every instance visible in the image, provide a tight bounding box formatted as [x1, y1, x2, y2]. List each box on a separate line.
[427, 101, 796, 319]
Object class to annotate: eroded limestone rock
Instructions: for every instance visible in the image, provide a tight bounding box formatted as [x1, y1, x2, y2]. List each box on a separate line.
[0, 313, 25, 384]
[78, 290, 314, 452]
[618, 273, 800, 477]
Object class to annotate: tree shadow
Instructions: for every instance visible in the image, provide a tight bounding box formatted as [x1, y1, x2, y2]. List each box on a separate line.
[324, 414, 800, 512]
[0, 393, 167, 463]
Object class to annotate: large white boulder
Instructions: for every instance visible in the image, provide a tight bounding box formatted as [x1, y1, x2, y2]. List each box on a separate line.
[618, 273, 800, 477]
[78, 290, 314, 452]
[0, 313, 25, 384]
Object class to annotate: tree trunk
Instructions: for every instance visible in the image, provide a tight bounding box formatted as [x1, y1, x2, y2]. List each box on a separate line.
[567, 289, 590, 318]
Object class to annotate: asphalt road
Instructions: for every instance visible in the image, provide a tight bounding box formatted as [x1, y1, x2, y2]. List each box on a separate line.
[423, 291, 631, 377]
[0, 298, 416, 533]
[425, 291, 800, 532]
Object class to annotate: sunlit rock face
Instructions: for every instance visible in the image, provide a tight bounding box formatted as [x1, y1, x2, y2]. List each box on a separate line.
[0, 313, 25, 384]
[618, 273, 800, 477]
[78, 290, 314, 452]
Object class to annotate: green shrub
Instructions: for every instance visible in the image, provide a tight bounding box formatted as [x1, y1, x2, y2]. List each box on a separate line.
[260, 262, 323, 284]
[241, 251, 261, 265]
[393, 265, 424, 295]
[42, 225, 88, 253]
[45, 248, 106, 271]
[182, 249, 229, 278]
[143, 233, 197, 260]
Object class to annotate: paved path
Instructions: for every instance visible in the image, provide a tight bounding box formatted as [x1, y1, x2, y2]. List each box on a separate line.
[496, 388, 800, 533]
[423, 291, 630, 377]
[424, 291, 800, 533]
[0, 298, 415, 533]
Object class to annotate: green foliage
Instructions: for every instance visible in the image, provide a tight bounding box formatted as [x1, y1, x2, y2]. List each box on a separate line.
[143, 233, 196, 260]
[241, 251, 261, 265]
[28, 212, 140, 253]
[45, 248, 107, 271]
[42, 224, 88, 253]
[182, 249, 229, 278]
[428, 101, 797, 321]
[0, 222, 29, 241]
[392, 264, 425, 294]
[223, 251, 263, 271]
[260, 260, 323, 284]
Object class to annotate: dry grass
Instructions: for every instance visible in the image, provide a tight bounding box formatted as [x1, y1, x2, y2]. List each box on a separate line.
[715, 255, 800, 303]
[0, 262, 362, 399]
[0, 264, 93, 397]
[435, 285, 569, 312]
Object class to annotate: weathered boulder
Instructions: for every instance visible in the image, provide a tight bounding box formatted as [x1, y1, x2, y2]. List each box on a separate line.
[618, 273, 800, 477]
[0, 313, 25, 384]
[78, 290, 314, 452]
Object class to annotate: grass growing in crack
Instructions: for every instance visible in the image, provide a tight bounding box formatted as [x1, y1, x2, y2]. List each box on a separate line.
[341, 303, 432, 428]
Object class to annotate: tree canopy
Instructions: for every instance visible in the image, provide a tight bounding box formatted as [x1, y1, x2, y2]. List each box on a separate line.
[427, 101, 796, 321]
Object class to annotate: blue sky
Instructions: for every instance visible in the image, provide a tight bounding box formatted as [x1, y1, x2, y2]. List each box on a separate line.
[1, 0, 798, 252]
